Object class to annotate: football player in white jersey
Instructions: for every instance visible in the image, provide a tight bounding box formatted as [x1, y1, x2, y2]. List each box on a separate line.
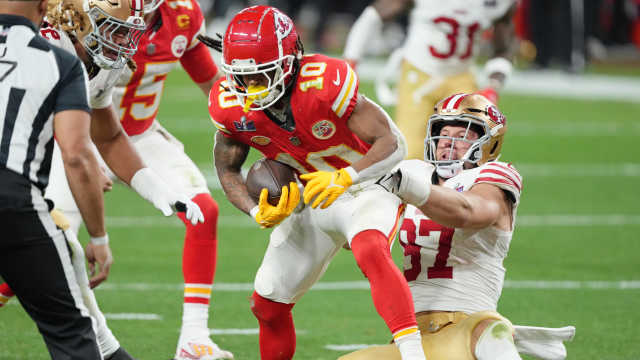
[343, 0, 516, 160]
[0, 0, 205, 359]
[340, 94, 574, 360]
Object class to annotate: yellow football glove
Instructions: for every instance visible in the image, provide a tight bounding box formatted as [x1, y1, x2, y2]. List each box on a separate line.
[300, 168, 355, 209]
[252, 182, 300, 228]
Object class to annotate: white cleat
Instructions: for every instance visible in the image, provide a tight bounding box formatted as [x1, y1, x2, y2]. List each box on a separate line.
[174, 335, 234, 360]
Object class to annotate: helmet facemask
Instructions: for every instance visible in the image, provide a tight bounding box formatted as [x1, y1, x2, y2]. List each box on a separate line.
[143, 0, 164, 13]
[425, 115, 492, 179]
[83, 6, 145, 69]
[222, 54, 296, 112]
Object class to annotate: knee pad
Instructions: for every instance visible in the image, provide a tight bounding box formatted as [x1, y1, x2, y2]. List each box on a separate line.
[475, 320, 520, 360]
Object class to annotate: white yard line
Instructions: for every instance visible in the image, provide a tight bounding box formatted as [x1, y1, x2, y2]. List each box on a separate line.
[325, 344, 385, 351]
[104, 313, 163, 320]
[95, 280, 640, 292]
[104, 214, 640, 228]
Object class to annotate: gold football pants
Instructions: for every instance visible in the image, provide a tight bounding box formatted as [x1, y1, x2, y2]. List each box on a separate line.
[338, 310, 514, 360]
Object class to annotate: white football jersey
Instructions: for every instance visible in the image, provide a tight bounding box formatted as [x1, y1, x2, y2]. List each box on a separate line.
[39, 22, 123, 109]
[403, 0, 515, 76]
[398, 161, 522, 314]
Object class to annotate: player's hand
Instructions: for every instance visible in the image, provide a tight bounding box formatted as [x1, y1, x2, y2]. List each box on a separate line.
[85, 242, 113, 289]
[100, 166, 113, 192]
[130, 167, 204, 225]
[376, 160, 435, 206]
[476, 87, 499, 105]
[300, 168, 354, 209]
[252, 182, 300, 228]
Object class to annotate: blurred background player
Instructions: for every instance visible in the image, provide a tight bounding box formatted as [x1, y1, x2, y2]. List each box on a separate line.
[109, 0, 232, 358]
[343, 0, 516, 160]
[341, 93, 574, 360]
[204, 5, 426, 360]
[0, 0, 104, 357]
[1, 0, 205, 358]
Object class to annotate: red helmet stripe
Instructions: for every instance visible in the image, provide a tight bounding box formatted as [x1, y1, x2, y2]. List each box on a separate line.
[442, 93, 467, 111]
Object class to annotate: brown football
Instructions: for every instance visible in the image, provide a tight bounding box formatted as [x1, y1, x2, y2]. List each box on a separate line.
[246, 158, 297, 206]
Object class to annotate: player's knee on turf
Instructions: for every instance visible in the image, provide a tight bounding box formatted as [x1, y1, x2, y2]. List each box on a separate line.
[473, 319, 520, 360]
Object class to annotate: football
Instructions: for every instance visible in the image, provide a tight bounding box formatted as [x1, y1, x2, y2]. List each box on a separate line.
[246, 158, 297, 206]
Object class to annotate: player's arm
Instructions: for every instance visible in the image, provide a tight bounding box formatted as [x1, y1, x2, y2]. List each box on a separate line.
[420, 183, 510, 230]
[213, 131, 254, 214]
[55, 110, 106, 238]
[300, 94, 406, 209]
[90, 105, 144, 184]
[346, 95, 406, 178]
[180, 41, 223, 97]
[90, 105, 204, 224]
[343, 0, 412, 66]
[480, 3, 517, 101]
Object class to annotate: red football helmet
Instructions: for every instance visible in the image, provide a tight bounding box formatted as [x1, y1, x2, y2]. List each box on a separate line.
[221, 5, 303, 111]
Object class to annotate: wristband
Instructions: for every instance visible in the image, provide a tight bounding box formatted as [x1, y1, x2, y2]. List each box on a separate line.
[484, 57, 513, 79]
[90, 234, 109, 245]
[249, 206, 259, 219]
[343, 166, 359, 184]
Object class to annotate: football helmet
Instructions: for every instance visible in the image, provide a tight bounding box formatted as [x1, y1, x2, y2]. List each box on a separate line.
[425, 93, 507, 179]
[221, 5, 303, 111]
[143, 0, 163, 14]
[47, 0, 145, 69]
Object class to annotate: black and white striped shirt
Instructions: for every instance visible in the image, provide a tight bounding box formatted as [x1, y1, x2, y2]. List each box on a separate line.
[0, 14, 90, 211]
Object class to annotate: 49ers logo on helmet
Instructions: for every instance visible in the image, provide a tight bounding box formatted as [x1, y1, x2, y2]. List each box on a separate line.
[486, 105, 506, 125]
[273, 10, 292, 39]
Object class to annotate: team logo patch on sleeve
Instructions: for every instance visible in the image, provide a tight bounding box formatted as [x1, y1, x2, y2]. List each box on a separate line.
[171, 35, 188, 57]
[311, 120, 336, 140]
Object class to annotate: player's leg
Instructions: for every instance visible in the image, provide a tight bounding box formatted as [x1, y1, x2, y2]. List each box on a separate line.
[44, 142, 88, 233]
[0, 210, 101, 360]
[472, 319, 521, 360]
[252, 208, 344, 359]
[131, 123, 230, 359]
[63, 225, 134, 360]
[342, 188, 424, 360]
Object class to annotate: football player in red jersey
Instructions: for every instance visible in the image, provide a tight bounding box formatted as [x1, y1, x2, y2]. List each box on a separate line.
[203, 5, 426, 360]
[105, 0, 232, 358]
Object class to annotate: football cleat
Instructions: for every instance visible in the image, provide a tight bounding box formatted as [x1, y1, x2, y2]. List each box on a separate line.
[174, 335, 233, 360]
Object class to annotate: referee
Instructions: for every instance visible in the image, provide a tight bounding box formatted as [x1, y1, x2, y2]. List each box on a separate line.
[1, 0, 108, 359]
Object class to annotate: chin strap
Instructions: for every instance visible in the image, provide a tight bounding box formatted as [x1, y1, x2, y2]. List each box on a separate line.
[435, 162, 463, 179]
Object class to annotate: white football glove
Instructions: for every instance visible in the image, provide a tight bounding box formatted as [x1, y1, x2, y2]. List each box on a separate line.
[376, 159, 435, 206]
[130, 168, 204, 225]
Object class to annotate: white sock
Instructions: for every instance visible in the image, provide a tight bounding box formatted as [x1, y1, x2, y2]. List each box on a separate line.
[394, 328, 426, 360]
[475, 321, 522, 360]
[181, 303, 210, 337]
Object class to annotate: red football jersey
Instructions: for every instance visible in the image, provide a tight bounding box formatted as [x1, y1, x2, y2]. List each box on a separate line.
[209, 54, 370, 174]
[113, 0, 212, 135]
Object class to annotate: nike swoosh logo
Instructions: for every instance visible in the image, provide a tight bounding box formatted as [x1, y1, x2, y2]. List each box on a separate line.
[333, 69, 340, 86]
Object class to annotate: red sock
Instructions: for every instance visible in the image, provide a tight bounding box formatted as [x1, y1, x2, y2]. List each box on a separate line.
[0, 283, 14, 307]
[351, 230, 417, 334]
[177, 193, 218, 305]
[250, 292, 296, 360]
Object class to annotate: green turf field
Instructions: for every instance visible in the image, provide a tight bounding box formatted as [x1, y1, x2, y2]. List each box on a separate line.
[1, 69, 639, 360]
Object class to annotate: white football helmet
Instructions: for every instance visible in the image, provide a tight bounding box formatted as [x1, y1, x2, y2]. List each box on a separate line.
[425, 93, 507, 179]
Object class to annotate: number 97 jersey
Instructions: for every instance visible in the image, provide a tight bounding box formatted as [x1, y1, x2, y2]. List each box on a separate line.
[209, 54, 371, 175]
[399, 161, 523, 314]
